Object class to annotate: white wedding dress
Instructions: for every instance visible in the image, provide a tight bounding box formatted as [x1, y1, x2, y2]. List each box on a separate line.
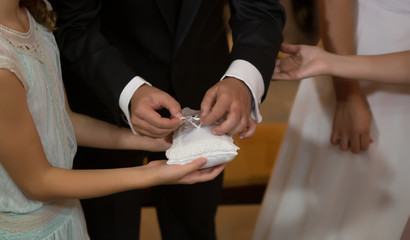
[253, 0, 410, 239]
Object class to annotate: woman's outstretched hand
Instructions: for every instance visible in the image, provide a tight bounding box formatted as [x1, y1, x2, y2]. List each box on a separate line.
[272, 43, 332, 81]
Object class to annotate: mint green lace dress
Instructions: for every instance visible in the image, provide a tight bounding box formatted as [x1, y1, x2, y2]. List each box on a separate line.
[0, 10, 89, 240]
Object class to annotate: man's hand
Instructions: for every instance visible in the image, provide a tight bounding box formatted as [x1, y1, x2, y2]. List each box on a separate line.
[200, 77, 257, 139]
[129, 85, 183, 138]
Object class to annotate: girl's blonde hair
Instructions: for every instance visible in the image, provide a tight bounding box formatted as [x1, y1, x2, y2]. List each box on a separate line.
[20, 0, 56, 31]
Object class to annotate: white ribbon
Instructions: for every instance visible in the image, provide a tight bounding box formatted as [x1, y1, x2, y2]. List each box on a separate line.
[179, 115, 202, 128]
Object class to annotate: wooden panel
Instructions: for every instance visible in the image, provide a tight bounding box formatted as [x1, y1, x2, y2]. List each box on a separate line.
[223, 123, 286, 187]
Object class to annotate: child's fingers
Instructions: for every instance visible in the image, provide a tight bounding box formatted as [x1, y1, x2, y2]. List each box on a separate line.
[181, 158, 207, 172]
[196, 163, 226, 182]
[180, 162, 226, 184]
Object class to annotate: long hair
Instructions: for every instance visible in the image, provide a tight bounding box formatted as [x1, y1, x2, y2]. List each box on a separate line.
[20, 0, 56, 31]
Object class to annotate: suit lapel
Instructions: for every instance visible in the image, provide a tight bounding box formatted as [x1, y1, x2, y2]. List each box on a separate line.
[155, 0, 178, 34]
[174, 0, 202, 52]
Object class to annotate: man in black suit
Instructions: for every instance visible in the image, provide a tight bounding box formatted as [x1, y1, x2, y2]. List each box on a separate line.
[50, 0, 285, 239]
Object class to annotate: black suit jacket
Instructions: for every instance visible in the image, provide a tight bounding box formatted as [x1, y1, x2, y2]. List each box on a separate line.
[51, 0, 285, 125]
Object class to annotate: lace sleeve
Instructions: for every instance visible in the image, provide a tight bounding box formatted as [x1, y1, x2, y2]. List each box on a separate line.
[0, 38, 29, 91]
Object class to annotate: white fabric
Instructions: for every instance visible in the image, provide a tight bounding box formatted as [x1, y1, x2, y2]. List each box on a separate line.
[119, 76, 151, 134]
[0, 10, 88, 239]
[222, 59, 264, 122]
[253, 0, 410, 239]
[166, 108, 239, 168]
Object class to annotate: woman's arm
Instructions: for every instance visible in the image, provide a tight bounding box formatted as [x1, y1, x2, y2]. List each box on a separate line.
[273, 44, 410, 84]
[0, 70, 224, 202]
[319, 0, 372, 153]
[330, 51, 410, 84]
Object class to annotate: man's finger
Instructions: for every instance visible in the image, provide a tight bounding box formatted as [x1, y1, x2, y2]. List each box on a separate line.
[238, 117, 257, 139]
[200, 88, 217, 118]
[200, 93, 232, 125]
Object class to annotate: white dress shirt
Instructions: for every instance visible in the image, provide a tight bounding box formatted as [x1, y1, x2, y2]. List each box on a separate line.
[119, 59, 264, 134]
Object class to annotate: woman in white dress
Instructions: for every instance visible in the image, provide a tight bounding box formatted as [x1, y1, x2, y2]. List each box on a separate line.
[253, 0, 410, 239]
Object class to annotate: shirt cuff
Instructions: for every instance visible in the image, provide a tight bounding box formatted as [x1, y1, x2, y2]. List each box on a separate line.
[119, 76, 152, 134]
[221, 59, 264, 123]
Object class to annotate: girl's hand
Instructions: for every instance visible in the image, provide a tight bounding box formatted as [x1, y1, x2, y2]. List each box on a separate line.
[144, 158, 226, 185]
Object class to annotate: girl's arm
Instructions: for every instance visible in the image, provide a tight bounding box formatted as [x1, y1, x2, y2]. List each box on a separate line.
[62, 84, 171, 152]
[273, 44, 410, 84]
[66, 102, 172, 152]
[0, 69, 224, 202]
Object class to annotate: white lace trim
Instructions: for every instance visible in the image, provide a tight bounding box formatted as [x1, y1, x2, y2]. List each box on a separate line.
[166, 108, 239, 165]
[0, 9, 45, 63]
[166, 139, 239, 162]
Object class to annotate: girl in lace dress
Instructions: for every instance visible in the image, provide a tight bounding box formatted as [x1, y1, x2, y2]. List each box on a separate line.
[0, 1, 225, 239]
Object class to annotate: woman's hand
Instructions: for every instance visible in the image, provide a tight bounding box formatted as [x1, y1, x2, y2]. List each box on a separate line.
[272, 43, 332, 81]
[331, 94, 373, 153]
